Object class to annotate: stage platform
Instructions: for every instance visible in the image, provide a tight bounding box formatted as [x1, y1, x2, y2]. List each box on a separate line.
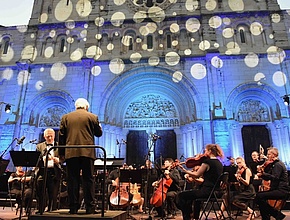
[29, 210, 127, 220]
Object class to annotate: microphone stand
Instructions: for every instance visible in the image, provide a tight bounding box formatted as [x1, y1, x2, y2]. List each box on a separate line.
[0, 138, 17, 160]
[159, 155, 166, 220]
[143, 136, 155, 214]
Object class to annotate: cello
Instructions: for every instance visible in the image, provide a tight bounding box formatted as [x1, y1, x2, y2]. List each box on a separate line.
[109, 178, 130, 208]
[149, 172, 173, 207]
[130, 183, 142, 206]
[149, 161, 179, 207]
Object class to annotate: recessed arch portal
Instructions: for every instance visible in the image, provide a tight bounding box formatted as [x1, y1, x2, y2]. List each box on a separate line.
[227, 82, 288, 120]
[100, 66, 202, 127]
[226, 82, 289, 163]
[22, 90, 75, 126]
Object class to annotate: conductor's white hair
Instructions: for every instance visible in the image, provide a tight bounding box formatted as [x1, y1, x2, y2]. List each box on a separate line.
[75, 98, 90, 109]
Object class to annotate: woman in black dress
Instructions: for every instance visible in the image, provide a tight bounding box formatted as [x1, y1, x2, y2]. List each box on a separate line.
[232, 157, 256, 219]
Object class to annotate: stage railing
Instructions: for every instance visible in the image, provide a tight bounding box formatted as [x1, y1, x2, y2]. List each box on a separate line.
[42, 145, 107, 217]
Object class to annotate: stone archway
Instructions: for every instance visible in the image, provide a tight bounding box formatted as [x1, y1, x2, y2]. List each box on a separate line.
[98, 66, 202, 161]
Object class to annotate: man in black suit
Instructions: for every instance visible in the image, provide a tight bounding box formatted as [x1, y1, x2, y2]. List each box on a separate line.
[255, 147, 289, 220]
[36, 128, 61, 212]
[59, 98, 103, 214]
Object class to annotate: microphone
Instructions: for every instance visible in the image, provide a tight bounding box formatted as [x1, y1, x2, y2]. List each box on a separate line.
[29, 139, 37, 143]
[116, 139, 119, 145]
[17, 136, 25, 145]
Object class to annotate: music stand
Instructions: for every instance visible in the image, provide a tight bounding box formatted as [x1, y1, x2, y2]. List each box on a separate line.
[0, 159, 9, 176]
[120, 169, 143, 184]
[10, 151, 40, 167]
[10, 151, 41, 220]
[119, 169, 144, 218]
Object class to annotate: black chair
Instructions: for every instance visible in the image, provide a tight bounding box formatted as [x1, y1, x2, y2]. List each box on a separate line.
[0, 172, 14, 210]
[197, 172, 232, 220]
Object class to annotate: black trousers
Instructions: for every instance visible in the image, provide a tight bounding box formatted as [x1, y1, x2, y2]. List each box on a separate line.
[36, 168, 60, 211]
[255, 189, 287, 220]
[11, 188, 32, 210]
[66, 157, 95, 212]
[155, 190, 178, 216]
[176, 188, 211, 220]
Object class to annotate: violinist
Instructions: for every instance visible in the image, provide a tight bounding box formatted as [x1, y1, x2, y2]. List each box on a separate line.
[151, 158, 181, 219]
[255, 147, 289, 220]
[183, 165, 204, 190]
[219, 157, 256, 220]
[8, 166, 33, 213]
[176, 144, 224, 220]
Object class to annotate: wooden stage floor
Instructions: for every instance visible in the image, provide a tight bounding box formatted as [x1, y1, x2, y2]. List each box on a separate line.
[1, 207, 290, 220]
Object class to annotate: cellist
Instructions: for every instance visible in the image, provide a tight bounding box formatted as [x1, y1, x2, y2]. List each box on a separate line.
[255, 147, 289, 220]
[151, 158, 181, 219]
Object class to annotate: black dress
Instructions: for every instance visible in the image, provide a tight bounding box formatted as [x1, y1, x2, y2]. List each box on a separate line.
[232, 168, 256, 210]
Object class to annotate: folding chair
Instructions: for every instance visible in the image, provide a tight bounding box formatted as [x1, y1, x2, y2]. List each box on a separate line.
[197, 172, 233, 220]
[0, 172, 15, 211]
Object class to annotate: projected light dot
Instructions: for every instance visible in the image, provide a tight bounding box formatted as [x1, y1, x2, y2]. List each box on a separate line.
[35, 81, 44, 90]
[1, 48, 14, 63]
[209, 16, 222, 28]
[165, 52, 180, 66]
[40, 13, 48, 23]
[109, 58, 125, 74]
[186, 18, 200, 33]
[76, 0, 92, 17]
[254, 73, 265, 82]
[172, 71, 183, 83]
[211, 56, 223, 68]
[205, 0, 217, 11]
[228, 0, 244, 11]
[95, 17, 104, 27]
[65, 20, 75, 29]
[2, 68, 13, 80]
[273, 71, 287, 87]
[51, 62, 67, 81]
[191, 63, 207, 79]
[244, 52, 259, 68]
[130, 53, 142, 63]
[17, 70, 30, 85]
[185, 0, 199, 12]
[148, 56, 160, 66]
[111, 12, 125, 27]
[70, 48, 83, 61]
[44, 47, 54, 58]
[55, 0, 72, 22]
[133, 11, 146, 23]
[91, 66, 102, 76]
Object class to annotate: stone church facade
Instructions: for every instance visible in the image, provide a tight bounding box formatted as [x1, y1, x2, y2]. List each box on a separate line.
[0, 0, 290, 169]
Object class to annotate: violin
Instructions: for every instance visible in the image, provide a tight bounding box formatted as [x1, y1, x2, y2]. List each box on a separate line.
[183, 154, 208, 168]
[237, 167, 245, 176]
[257, 160, 273, 173]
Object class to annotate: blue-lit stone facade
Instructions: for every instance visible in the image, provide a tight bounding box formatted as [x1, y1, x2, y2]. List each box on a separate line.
[0, 0, 290, 169]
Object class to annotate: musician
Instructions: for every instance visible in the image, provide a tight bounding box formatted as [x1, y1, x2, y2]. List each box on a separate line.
[176, 144, 224, 220]
[219, 157, 256, 219]
[152, 158, 181, 219]
[224, 156, 238, 191]
[248, 151, 264, 193]
[140, 159, 153, 169]
[36, 128, 61, 212]
[183, 165, 204, 190]
[140, 159, 158, 210]
[255, 147, 289, 220]
[8, 166, 32, 213]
